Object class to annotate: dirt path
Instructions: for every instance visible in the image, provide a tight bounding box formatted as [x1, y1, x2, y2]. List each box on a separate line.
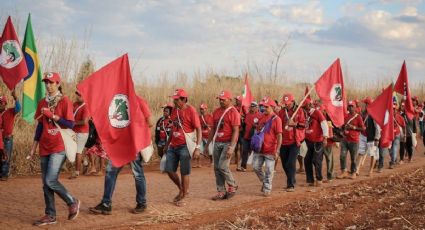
[1, 142, 424, 230]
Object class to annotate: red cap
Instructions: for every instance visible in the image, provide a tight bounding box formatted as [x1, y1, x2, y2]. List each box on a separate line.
[281, 93, 294, 105]
[235, 95, 242, 101]
[302, 98, 312, 107]
[42, 72, 61, 83]
[259, 96, 277, 107]
[161, 102, 174, 108]
[170, 89, 188, 99]
[200, 103, 208, 109]
[348, 100, 356, 107]
[217, 90, 232, 100]
[362, 96, 373, 105]
[0, 96, 7, 104]
[413, 96, 418, 101]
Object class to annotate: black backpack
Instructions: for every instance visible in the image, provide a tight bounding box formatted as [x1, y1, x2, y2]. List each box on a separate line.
[85, 120, 98, 148]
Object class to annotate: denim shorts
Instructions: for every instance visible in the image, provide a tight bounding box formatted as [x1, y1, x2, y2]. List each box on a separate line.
[165, 145, 191, 175]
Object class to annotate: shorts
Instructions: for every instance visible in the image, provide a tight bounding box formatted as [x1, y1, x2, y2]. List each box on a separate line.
[165, 145, 191, 175]
[76, 133, 89, 153]
[358, 134, 378, 158]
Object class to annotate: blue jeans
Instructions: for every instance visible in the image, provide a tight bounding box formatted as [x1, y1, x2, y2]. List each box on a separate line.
[0, 137, 13, 177]
[280, 144, 300, 189]
[252, 153, 275, 192]
[340, 141, 358, 173]
[40, 152, 76, 217]
[390, 135, 401, 165]
[378, 147, 389, 169]
[165, 145, 191, 175]
[101, 153, 146, 206]
[213, 142, 237, 192]
[240, 139, 252, 169]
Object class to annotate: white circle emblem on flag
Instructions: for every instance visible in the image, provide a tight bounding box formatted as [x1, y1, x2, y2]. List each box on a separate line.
[330, 84, 343, 107]
[109, 94, 131, 128]
[0, 40, 23, 69]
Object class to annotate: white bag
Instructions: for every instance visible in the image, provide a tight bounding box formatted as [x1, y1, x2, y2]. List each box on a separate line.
[299, 141, 307, 158]
[55, 123, 78, 163]
[183, 131, 197, 158]
[160, 155, 167, 172]
[141, 142, 154, 163]
[247, 151, 254, 165]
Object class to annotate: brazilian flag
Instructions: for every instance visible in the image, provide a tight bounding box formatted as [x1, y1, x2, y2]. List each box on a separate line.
[22, 14, 45, 123]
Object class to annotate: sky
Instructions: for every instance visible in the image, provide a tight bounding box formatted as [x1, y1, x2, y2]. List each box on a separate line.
[1, 0, 425, 85]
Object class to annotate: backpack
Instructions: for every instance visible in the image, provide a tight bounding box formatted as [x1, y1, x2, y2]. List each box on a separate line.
[85, 120, 98, 148]
[250, 115, 276, 153]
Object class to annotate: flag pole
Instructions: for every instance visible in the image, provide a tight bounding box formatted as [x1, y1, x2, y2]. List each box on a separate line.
[285, 84, 315, 129]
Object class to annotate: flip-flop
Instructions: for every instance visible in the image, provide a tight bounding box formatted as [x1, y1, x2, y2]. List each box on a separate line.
[174, 197, 186, 207]
[173, 194, 182, 203]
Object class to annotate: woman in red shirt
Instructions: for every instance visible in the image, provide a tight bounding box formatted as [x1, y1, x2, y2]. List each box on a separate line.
[28, 72, 80, 226]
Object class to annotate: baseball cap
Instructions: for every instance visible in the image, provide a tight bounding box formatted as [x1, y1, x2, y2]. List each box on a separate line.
[42, 72, 61, 83]
[281, 93, 295, 105]
[217, 90, 232, 100]
[362, 97, 373, 105]
[348, 100, 356, 107]
[259, 96, 277, 107]
[0, 96, 7, 104]
[170, 89, 188, 99]
[250, 101, 258, 107]
[200, 103, 208, 109]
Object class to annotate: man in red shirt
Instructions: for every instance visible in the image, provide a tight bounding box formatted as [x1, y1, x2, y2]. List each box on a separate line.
[199, 103, 213, 166]
[69, 91, 90, 179]
[390, 103, 405, 168]
[164, 89, 201, 207]
[205, 90, 240, 200]
[303, 98, 329, 186]
[278, 93, 305, 192]
[0, 89, 20, 181]
[233, 96, 246, 167]
[239, 101, 262, 171]
[336, 101, 365, 180]
[252, 97, 282, 196]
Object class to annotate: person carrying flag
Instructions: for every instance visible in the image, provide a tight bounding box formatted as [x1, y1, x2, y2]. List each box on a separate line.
[302, 98, 329, 186]
[0, 90, 21, 181]
[278, 93, 306, 192]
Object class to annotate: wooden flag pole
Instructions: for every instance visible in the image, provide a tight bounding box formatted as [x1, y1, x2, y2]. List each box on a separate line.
[285, 84, 315, 129]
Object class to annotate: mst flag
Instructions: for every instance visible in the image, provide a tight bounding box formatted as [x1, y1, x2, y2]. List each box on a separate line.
[0, 16, 28, 90]
[241, 73, 253, 107]
[77, 54, 151, 167]
[394, 61, 414, 120]
[22, 14, 45, 123]
[367, 84, 394, 147]
[315, 58, 346, 127]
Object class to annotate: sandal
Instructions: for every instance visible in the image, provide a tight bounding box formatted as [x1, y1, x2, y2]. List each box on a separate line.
[174, 197, 186, 207]
[211, 192, 227, 201]
[173, 193, 182, 203]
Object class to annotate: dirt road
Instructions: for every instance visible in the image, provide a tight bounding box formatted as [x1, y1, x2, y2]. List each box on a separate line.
[1, 142, 424, 230]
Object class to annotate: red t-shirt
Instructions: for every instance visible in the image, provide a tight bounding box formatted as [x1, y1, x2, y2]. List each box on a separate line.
[157, 117, 172, 141]
[278, 107, 306, 146]
[136, 96, 152, 119]
[0, 116, 4, 149]
[72, 102, 90, 133]
[212, 107, 241, 143]
[200, 114, 213, 139]
[258, 113, 282, 154]
[1, 108, 18, 137]
[169, 105, 200, 147]
[343, 113, 364, 143]
[394, 112, 405, 136]
[35, 96, 74, 156]
[305, 109, 326, 142]
[243, 111, 262, 140]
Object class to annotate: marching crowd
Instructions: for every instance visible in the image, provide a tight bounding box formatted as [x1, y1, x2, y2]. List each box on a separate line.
[0, 73, 424, 226]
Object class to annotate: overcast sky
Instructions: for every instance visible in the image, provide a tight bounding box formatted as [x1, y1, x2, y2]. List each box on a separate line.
[2, 0, 425, 85]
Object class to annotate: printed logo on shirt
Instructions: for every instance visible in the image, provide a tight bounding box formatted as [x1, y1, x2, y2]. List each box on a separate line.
[330, 84, 343, 107]
[47, 128, 60, 136]
[108, 94, 130, 128]
[173, 132, 181, 138]
[217, 132, 224, 137]
[0, 40, 23, 69]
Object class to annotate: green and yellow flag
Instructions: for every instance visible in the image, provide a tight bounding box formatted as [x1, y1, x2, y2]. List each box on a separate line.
[22, 14, 45, 123]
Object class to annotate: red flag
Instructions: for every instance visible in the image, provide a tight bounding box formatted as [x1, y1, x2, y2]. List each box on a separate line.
[304, 85, 311, 100]
[394, 61, 415, 120]
[314, 58, 346, 127]
[367, 84, 394, 147]
[77, 54, 151, 167]
[0, 16, 28, 90]
[241, 73, 253, 107]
